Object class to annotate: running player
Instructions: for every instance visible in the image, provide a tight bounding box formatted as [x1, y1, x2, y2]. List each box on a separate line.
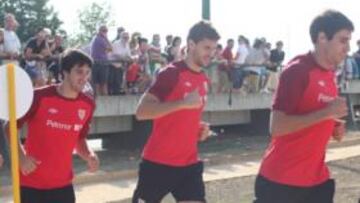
[254, 10, 353, 203]
[132, 21, 220, 203]
[7, 49, 99, 203]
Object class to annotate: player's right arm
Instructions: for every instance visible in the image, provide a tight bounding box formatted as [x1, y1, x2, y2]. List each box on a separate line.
[4, 90, 41, 175]
[135, 66, 202, 120]
[136, 89, 202, 120]
[4, 123, 40, 175]
[271, 98, 347, 136]
[270, 63, 348, 137]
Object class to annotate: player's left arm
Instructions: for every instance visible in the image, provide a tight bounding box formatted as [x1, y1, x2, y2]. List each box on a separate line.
[76, 138, 99, 173]
[75, 106, 99, 172]
[332, 122, 346, 142]
[198, 121, 211, 142]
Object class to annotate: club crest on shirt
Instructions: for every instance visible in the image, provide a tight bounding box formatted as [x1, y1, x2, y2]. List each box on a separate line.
[78, 109, 86, 120]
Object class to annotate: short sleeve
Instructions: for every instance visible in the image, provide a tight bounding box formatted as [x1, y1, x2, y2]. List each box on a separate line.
[148, 67, 180, 101]
[17, 89, 40, 128]
[272, 65, 309, 114]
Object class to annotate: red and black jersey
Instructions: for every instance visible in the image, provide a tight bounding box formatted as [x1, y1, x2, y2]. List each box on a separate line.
[17, 85, 95, 189]
[143, 61, 209, 166]
[260, 52, 338, 186]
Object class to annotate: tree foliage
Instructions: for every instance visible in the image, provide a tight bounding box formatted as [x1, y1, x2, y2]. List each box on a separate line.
[0, 0, 63, 42]
[69, 2, 114, 47]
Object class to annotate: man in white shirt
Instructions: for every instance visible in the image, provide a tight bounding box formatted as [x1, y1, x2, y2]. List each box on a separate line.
[232, 35, 249, 92]
[112, 32, 132, 60]
[3, 13, 21, 64]
[244, 39, 270, 93]
[235, 35, 249, 65]
[108, 31, 132, 95]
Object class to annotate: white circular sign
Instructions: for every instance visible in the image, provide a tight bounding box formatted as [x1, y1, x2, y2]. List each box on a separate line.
[0, 64, 34, 120]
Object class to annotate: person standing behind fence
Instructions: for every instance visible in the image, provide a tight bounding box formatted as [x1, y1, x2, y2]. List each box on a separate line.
[254, 10, 353, 203]
[126, 56, 141, 94]
[268, 41, 285, 72]
[219, 39, 234, 93]
[109, 31, 132, 95]
[204, 44, 225, 94]
[23, 27, 52, 87]
[164, 34, 173, 54]
[149, 34, 163, 76]
[0, 28, 6, 64]
[0, 26, 8, 159]
[243, 39, 270, 93]
[137, 37, 152, 93]
[265, 41, 285, 92]
[130, 32, 141, 56]
[91, 25, 112, 96]
[233, 35, 249, 92]
[48, 34, 65, 83]
[167, 36, 182, 63]
[3, 13, 21, 65]
[0, 30, 8, 163]
[113, 27, 125, 42]
[0, 119, 6, 169]
[352, 40, 360, 67]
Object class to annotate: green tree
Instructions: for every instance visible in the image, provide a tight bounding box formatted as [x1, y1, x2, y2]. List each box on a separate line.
[69, 2, 114, 47]
[0, 0, 63, 43]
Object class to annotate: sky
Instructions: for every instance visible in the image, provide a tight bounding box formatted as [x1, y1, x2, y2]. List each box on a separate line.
[48, 0, 360, 61]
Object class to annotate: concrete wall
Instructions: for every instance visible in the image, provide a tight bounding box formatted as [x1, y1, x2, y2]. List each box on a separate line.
[90, 80, 360, 134]
[342, 80, 360, 94]
[90, 93, 273, 134]
[93, 93, 272, 117]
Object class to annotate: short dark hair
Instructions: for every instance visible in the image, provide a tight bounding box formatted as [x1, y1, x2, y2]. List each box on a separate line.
[238, 35, 246, 42]
[276, 41, 284, 47]
[138, 37, 148, 45]
[60, 49, 93, 75]
[227, 39, 234, 44]
[172, 36, 181, 47]
[253, 38, 264, 48]
[187, 20, 220, 43]
[310, 10, 354, 44]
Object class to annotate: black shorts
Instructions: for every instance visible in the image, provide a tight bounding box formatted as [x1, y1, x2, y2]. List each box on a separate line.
[92, 62, 109, 85]
[132, 159, 206, 203]
[254, 175, 335, 203]
[21, 184, 75, 203]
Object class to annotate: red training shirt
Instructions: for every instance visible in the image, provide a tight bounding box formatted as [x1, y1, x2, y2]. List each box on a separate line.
[259, 52, 338, 186]
[143, 61, 209, 166]
[17, 85, 95, 189]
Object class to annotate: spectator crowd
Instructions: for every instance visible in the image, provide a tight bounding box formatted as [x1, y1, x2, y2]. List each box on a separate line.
[2, 12, 360, 96]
